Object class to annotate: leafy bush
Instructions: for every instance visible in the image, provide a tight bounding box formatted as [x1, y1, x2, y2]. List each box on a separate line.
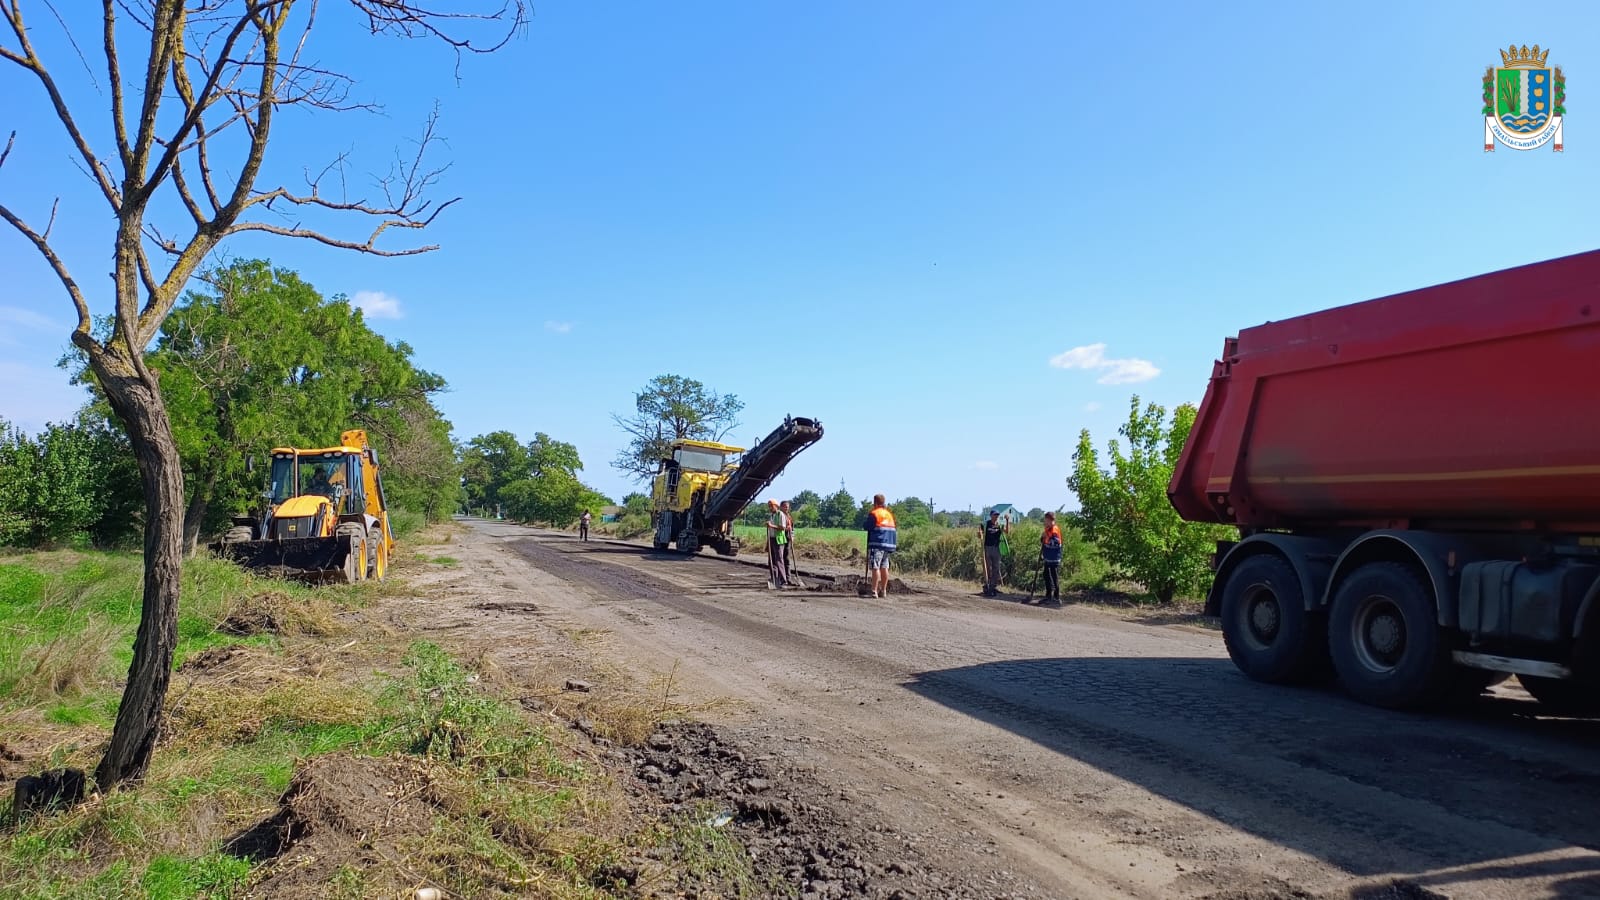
[1067, 395, 1231, 602]
[892, 521, 1104, 590]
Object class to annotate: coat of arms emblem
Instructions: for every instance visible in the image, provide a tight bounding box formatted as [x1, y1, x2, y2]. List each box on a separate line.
[1483, 44, 1564, 151]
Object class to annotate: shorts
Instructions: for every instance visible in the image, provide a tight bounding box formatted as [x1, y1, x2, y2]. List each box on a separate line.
[868, 548, 893, 570]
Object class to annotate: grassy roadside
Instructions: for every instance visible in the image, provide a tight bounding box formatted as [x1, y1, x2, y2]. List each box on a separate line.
[0, 525, 779, 899]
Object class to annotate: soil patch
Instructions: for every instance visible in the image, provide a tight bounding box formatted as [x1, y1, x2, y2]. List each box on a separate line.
[229, 754, 439, 899]
[471, 600, 540, 614]
[617, 720, 1031, 898]
[805, 574, 917, 597]
[177, 644, 245, 673]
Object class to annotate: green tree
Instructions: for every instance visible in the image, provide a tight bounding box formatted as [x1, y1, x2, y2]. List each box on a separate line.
[495, 431, 606, 525]
[1067, 395, 1228, 603]
[817, 487, 856, 528]
[502, 471, 586, 525]
[891, 496, 932, 528]
[610, 374, 744, 481]
[527, 432, 583, 478]
[621, 492, 651, 516]
[459, 431, 531, 514]
[793, 504, 821, 528]
[365, 396, 461, 524]
[788, 489, 822, 509]
[70, 258, 450, 550]
[0, 417, 138, 547]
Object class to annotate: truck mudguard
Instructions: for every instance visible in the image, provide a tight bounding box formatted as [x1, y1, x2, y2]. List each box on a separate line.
[1323, 530, 1464, 629]
[1210, 533, 1339, 617]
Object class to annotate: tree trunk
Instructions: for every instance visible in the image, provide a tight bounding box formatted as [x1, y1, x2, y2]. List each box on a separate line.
[181, 467, 218, 556]
[88, 343, 186, 789]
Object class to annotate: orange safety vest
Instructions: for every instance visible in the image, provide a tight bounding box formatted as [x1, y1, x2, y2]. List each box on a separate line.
[867, 506, 897, 550]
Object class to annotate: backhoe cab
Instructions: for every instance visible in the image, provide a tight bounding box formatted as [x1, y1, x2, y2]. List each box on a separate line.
[210, 428, 395, 584]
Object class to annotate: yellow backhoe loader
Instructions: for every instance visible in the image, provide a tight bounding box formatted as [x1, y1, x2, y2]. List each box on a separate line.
[209, 429, 395, 584]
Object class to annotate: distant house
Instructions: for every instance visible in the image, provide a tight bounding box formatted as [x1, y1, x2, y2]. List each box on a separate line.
[599, 505, 624, 523]
[988, 503, 1024, 526]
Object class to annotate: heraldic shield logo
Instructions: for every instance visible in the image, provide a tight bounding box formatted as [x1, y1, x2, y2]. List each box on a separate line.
[1483, 44, 1565, 151]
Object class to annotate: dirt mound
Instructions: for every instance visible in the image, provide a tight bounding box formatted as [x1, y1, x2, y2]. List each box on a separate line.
[228, 754, 439, 899]
[805, 574, 917, 596]
[177, 645, 245, 673]
[618, 720, 1026, 898]
[218, 592, 295, 636]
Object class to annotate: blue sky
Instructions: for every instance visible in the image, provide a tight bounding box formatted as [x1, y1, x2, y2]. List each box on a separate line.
[3, 1, 1598, 514]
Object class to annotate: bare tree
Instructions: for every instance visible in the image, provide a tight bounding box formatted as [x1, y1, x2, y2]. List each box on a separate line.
[0, 0, 527, 790]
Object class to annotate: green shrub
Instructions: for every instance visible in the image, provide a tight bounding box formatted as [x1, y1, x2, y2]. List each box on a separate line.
[388, 508, 426, 539]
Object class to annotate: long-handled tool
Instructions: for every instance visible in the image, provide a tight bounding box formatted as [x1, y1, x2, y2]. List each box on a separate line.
[1026, 558, 1046, 602]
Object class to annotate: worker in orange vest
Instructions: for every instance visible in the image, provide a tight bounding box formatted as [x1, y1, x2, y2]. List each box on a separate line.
[865, 494, 897, 598]
[1039, 511, 1064, 603]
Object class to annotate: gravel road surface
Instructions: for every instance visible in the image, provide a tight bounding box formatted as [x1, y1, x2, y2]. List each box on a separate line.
[399, 519, 1600, 899]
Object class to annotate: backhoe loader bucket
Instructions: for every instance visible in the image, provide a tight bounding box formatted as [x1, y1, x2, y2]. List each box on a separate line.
[210, 534, 362, 584]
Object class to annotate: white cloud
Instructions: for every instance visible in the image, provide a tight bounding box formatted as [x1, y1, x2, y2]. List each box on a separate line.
[971, 460, 999, 471]
[544, 320, 574, 334]
[0, 361, 89, 432]
[1049, 342, 1160, 385]
[1083, 401, 1102, 412]
[351, 290, 403, 319]
[0, 306, 64, 345]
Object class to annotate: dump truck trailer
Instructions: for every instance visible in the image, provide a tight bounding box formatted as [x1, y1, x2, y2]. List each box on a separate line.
[651, 416, 823, 554]
[1168, 249, 1600, 711]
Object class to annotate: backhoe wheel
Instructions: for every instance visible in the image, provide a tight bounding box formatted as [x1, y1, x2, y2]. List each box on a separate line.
[1328, 562, 1451, 709]
[365, 531, 379, 580]
[343, 540, 365, 584]
[222, 526, 254, 544]
[371, 538, 388, 581]
[1219, 553, 1327, 684]
[336, 523, 369, 583]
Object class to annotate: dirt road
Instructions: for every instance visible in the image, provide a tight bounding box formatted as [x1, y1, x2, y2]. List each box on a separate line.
[398, 519, 1600, 899]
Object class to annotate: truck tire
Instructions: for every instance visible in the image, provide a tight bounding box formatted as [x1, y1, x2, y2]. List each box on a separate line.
[1219, 553, 1327, 684]
[1516, 673, 1600, 714]
[1328, 561, 1452, 709]
[222, 526, 254, 544]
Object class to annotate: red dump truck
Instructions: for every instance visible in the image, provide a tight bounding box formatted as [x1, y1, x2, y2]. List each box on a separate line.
[1168, 249, 1600, 711]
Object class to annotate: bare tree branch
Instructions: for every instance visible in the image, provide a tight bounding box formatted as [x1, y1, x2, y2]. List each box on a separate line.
[1, 2, 121, 208]
[227, 197, 456, 256]
[103, 0, 131, 168]
[0, 133, 92, 336]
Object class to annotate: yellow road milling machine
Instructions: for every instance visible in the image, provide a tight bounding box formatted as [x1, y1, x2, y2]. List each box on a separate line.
[209, 428, 395, 584]
[650, 415, 823, 555]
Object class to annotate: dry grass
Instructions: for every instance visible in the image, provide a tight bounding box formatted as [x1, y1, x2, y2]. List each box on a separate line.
[0, 526, 770, 899]
[215, 590, 342, 639]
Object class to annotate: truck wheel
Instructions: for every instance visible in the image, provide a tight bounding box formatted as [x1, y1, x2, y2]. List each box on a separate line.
[1328, 562, 1451, 709]
[222, 526, 254, 544]
[1219, 554, 1327, 684]
[1516, 674, 1600, 714]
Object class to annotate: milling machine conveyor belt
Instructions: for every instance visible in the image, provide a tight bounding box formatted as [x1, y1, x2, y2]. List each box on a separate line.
[704, 416, 823, 525]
